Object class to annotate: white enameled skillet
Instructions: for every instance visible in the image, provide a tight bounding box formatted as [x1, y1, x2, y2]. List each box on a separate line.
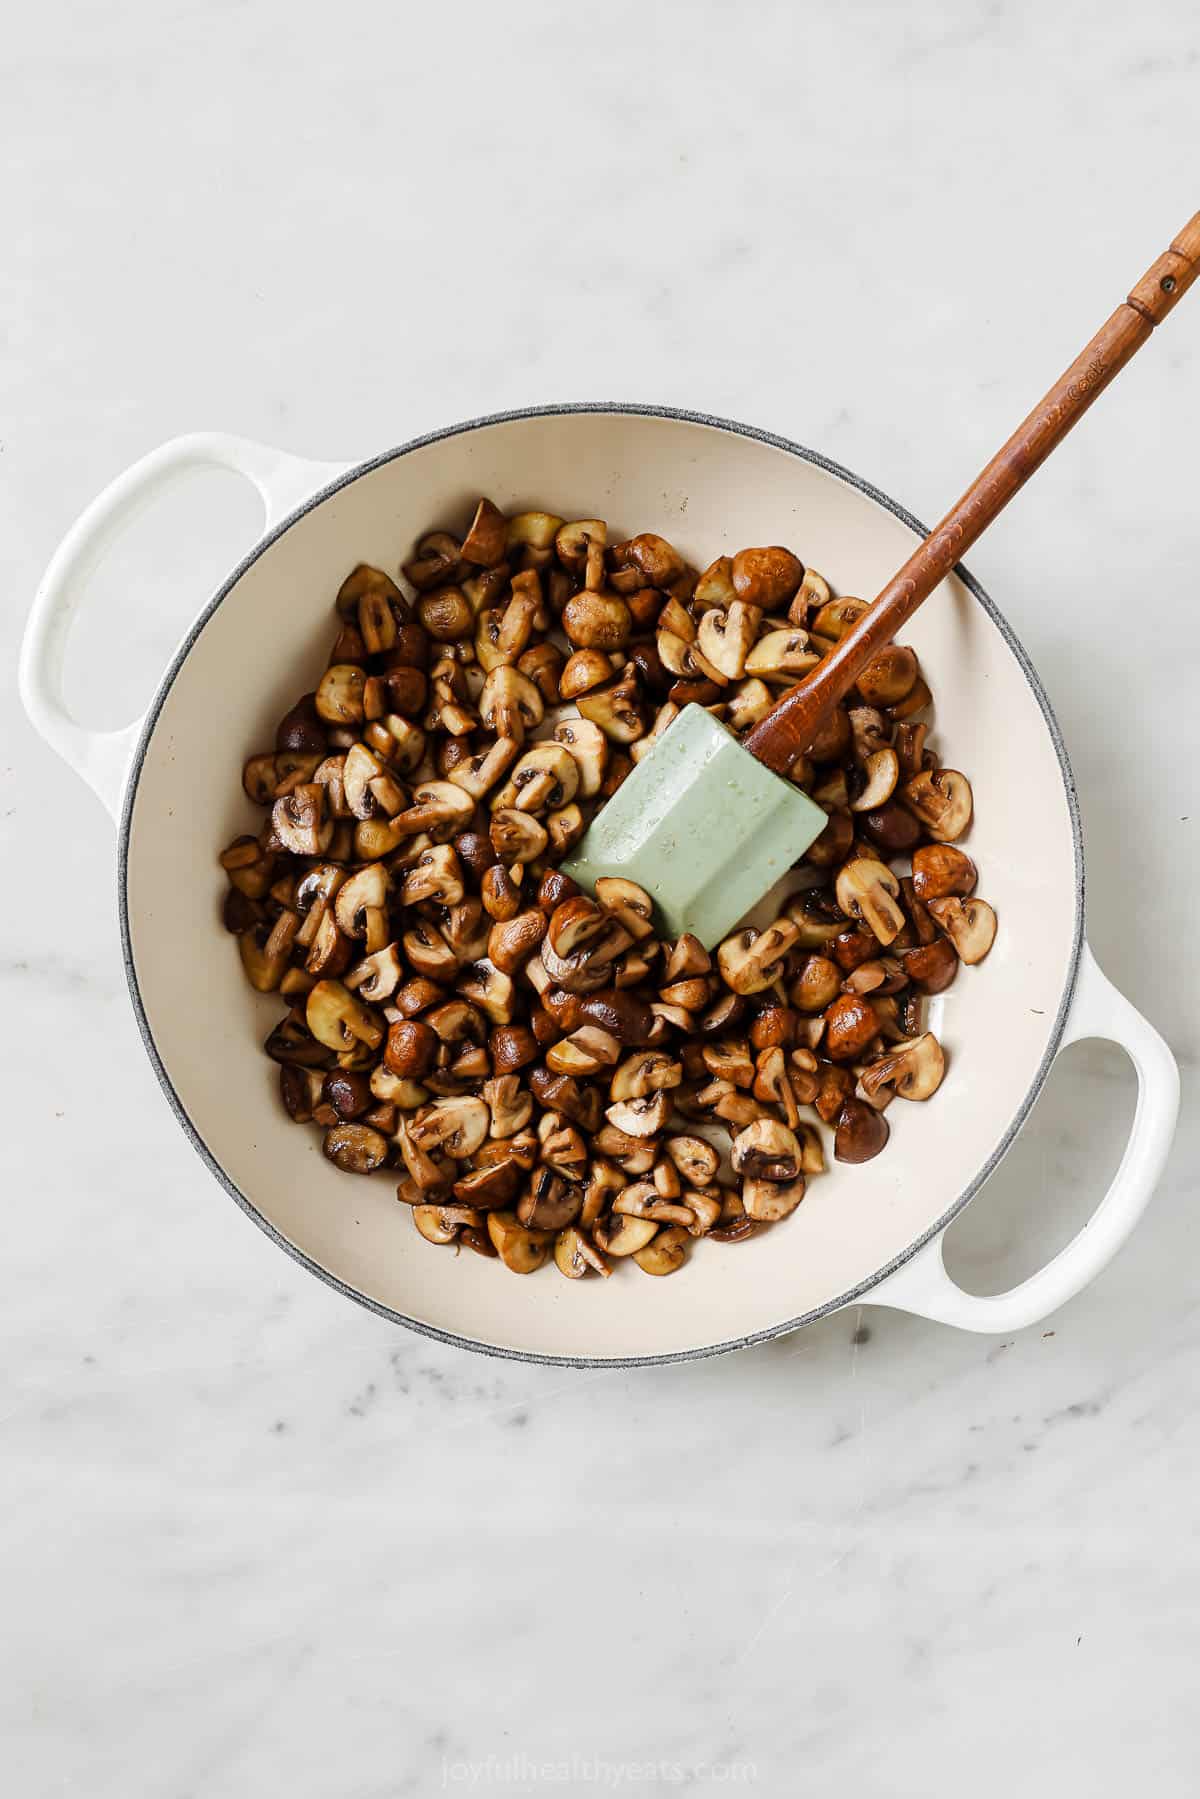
[20, 407, 1180, 1365]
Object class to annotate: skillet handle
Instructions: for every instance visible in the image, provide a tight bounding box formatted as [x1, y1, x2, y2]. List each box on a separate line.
[868, 944, 1179, 1333]
[18, 433, 348, 823]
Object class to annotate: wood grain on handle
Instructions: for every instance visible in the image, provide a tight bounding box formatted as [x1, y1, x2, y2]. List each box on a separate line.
[744, 211, 1200, 776]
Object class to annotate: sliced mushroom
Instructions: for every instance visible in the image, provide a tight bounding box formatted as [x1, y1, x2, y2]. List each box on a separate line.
[492, 742, 579, 817]
[490, 809, 549, 864]
[516, 1162, 581, 1229]
[606, 1092, 671, 1137]
[482, 1074, 534, 1139]
[695, 602, 762, 680]
[554, 1225, 612, 1279]
[731, 1118, 802, 1182]
[744, 629, 819, 684]
[901, 769, 974, 841]
[339, 743, 384, 821]
[486, 1209, 553, 1273]
[554, 718, 608, 797]
[741, 1172, 806, 1222]
[610, 1049, 684, 1101]
[333, 863, 389, 942]
[379, 714, 427, 773]
[392, 779, 475, 843]
[547, 803, 585, 857]
[271, 784, 333, 857]
[409, 1095, 490, 1160]
[410, 1204, 468, 1245]
[612, 1180, 693, 1228]
[447, 737, 519, 803]
[456, 959, 516, 1024]
[403, 530, 461, 591]
[860, 1032, 946, 1102]
[850, 747, 899, 812]
[812, 596, 869, 641]
[546, 1024, 622, 1078]
[315, 664, 366, 726]
[304, 907, 352, 978]
[453, 1160, 521, 1210]
[306, 980, 384, 1053]
[576, 988, 657, 1047]
[487, 908, 548, 975]
[238, 931, 289, 992]
[400, 843, 464, 908]
[717, 918, 801, 995]
[927, 897, 997, 964]
[460, 496, 508, 567]
[594, 876, 655, 942]
[506, 511, 565, 552]
[592, 1214, 659, 1257]
[725, 677, 774, 733]
[559, 648, 616, 701]
[664, 1135, 719, 1188]
[402, 921, 459, 984]
[575, 677, 646, 744]
[888, 676, 932, 722]
[835, 858, 905, 946]
[478, 665, 544, 740]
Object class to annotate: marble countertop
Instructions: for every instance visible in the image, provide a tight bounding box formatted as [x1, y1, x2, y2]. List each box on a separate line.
[5, 2, 1197, 1793]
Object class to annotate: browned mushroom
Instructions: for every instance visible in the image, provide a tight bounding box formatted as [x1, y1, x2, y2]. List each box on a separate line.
[731, 546, 804, 608]
[554, 1225, 612, 1279]
[486, 1210, 553, 1273]
[228, 497, 998, 1292]
[901, 935, 960, 994]
[834, 1098, 890, 1164]
[901, 769, 974, 841]
[927, 897, 997, 964]
[911, 844, 979, 902]
[323, 1122, 389, 1174]
[822, 993, 880, 1063]
[860, 1032, 946, 1103]
[741, 1172, 806, 1222]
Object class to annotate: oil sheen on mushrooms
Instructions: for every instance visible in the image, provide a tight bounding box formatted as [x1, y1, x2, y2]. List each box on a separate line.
[221, 504, 998, 1280]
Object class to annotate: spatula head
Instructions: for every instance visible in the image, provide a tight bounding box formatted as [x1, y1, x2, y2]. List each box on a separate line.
[562, 705, 828, 948]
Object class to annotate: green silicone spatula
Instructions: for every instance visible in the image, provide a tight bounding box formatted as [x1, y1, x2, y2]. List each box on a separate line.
[565, 210, 1200, 945]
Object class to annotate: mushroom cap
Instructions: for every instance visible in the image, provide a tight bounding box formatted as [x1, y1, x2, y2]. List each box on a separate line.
[834, 1098, 890, 1164]
[731, 546, 805, 608]
[911, 844, 979, 902]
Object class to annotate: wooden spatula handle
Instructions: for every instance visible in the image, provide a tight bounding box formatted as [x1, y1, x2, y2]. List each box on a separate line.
[744, 210, 1200, 776]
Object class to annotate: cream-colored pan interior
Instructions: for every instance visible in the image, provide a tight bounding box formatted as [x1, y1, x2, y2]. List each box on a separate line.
[123, 410, 1080, 1362]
